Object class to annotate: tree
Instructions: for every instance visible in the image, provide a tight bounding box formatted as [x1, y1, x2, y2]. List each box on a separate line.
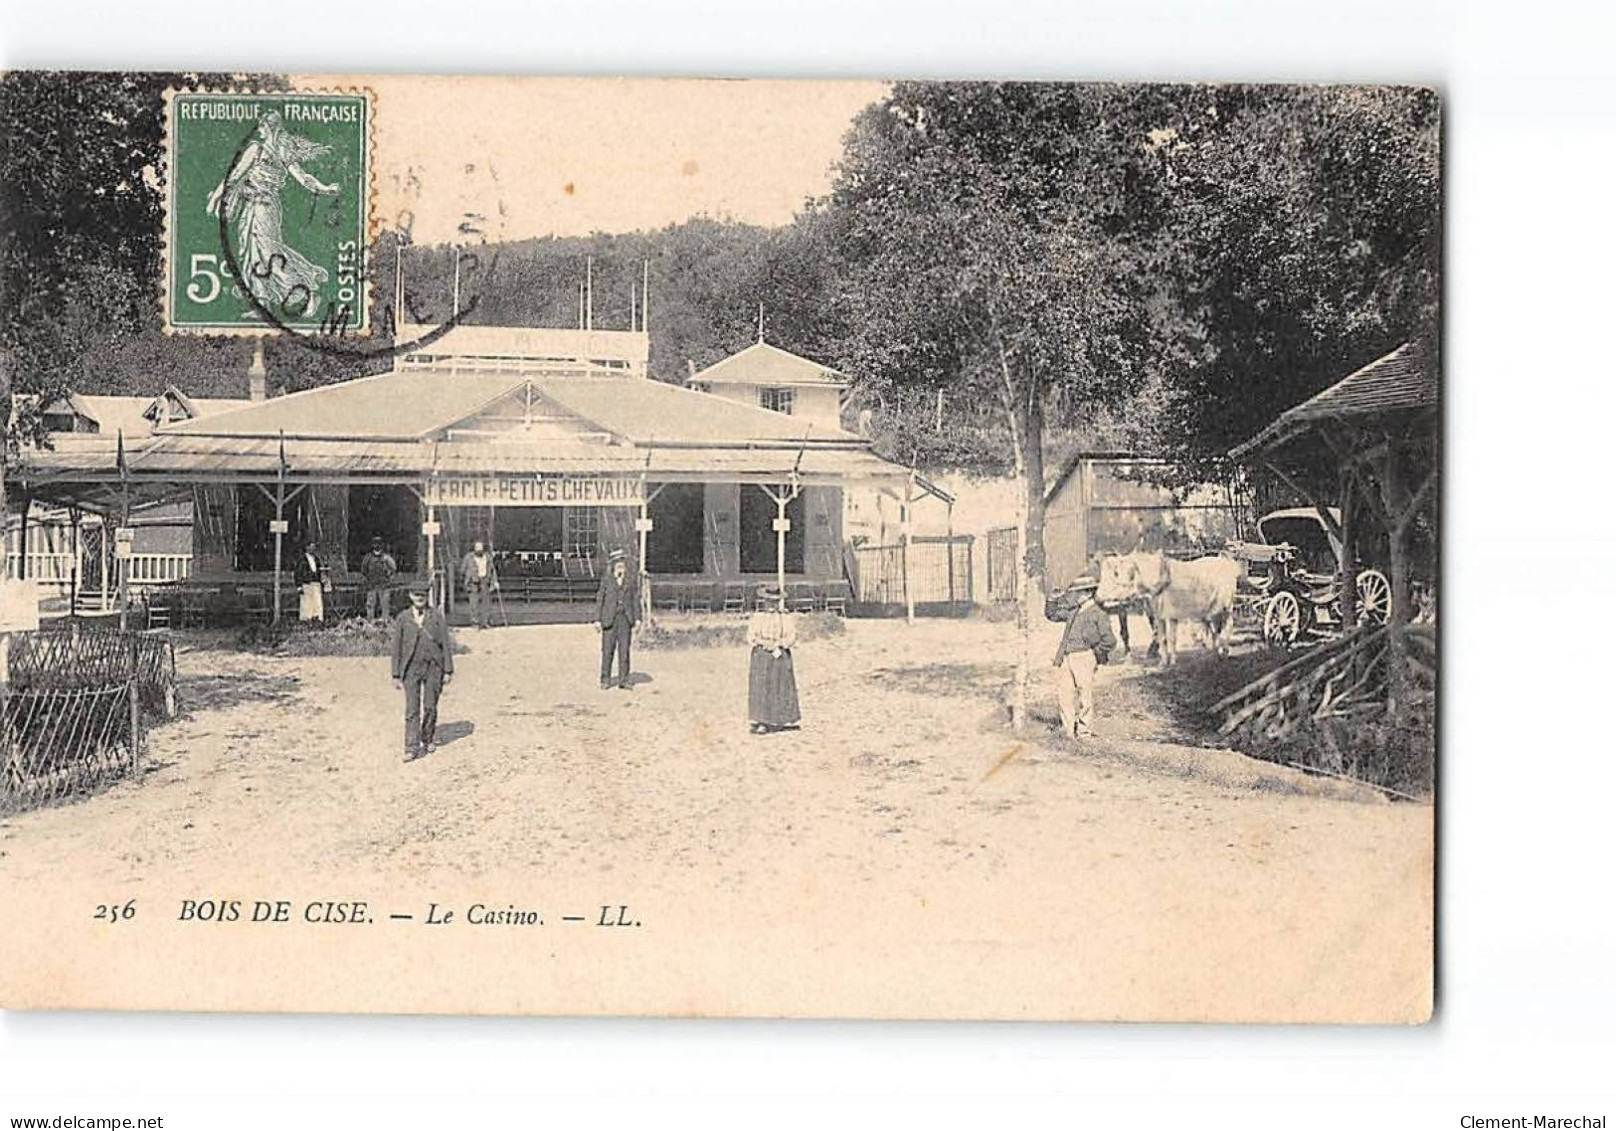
[825, 83, 1173, 727]
[1146, 85, 1441, 468]
[1, 71, 279, 565]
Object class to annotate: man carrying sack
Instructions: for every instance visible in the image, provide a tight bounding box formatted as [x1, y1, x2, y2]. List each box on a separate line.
[594, 547, 638, 690]
[1051, 575, 1117, 741]
[390, 581, 454, 761]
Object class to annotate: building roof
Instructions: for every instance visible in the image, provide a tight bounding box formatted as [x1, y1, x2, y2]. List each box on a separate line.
[536, 373, 858, 444]
[157, 371, 525, 441]
[156, 368, 863, 445]
[394, 323, 649, 370]
[29, 389, 251, 438]
[112, 435, 916, 486]
[690, 341, 845, 388]
[1231, 342, 1437, 458]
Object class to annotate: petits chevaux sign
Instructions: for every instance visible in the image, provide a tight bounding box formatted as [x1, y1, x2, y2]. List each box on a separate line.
[424, 476, 644, 508]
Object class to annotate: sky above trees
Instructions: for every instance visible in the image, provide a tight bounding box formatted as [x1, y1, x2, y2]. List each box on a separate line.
[318, 75, 889, 245]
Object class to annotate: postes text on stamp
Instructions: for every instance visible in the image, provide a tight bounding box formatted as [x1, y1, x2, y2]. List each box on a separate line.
[165, 90, 371, 336]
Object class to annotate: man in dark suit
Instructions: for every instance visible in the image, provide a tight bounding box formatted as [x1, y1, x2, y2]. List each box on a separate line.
[389, 581, 455, 761]
[594, 547, 638, 690]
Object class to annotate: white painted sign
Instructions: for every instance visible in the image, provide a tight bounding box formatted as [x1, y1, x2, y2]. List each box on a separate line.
[421, 520, 442, 536]
[115, 526, 136, 542]
[0, 579, 41, 633]
[634, 517, 654, 533]
[772, 518, 792, 533]
[425, 476, 644, 508]
[269, 519, 289, 534]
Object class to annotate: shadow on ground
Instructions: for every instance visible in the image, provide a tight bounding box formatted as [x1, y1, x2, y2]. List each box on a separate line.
[869, 661, 1013, 701]
[435, 720, 476, 746]
[182, 672, 302, 714]
[1114, 649, 1283, 741]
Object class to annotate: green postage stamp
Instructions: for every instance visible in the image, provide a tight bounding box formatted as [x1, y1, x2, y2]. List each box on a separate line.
[165, 89, 372, 335]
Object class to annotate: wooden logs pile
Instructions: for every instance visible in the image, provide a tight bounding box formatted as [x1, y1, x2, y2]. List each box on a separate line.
[1212, 625, 1391, 740]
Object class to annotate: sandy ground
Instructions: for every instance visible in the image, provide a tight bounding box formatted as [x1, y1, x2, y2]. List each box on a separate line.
[0, 618, 1433, 1022]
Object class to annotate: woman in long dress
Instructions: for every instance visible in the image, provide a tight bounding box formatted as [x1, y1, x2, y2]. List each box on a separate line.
[205, 110, 340, 314]
[747, 586, 801, 734]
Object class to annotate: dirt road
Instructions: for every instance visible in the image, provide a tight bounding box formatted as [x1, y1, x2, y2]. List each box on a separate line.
[0, 619, 1432, 1021]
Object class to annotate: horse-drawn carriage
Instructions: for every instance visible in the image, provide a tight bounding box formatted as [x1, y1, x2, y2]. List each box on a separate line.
[1229, 507, 1390, 649]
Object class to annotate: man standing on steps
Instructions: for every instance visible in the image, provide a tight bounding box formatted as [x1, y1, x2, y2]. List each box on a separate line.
[459, 539, 500, 630]
[594, 547, 638, 691]
[390, 581, 454, 761]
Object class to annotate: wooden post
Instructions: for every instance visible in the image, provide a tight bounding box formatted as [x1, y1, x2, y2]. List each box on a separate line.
[16, 492, 30, 580]
[69, 506, 80, 618]
[638, 478, 652, 621]
[775, 489, 788, 603]
[272, 478, 286, 626]
[1337, 465, 1358, 629]
[902, 471, 915, 625]
[945, 497, 956, 610]
[128, 633, 141, 767]
[426, 503, 438, 606]
[99, 515, 110, 613]
[117, 480, 131, 632]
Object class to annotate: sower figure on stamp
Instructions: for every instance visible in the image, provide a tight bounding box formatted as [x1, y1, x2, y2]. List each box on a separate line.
[594, 548, 639, 691]
[390, 581, 454, 762]
[1051, 575, 1116, 742]
[294, 541, 326, 623]
[360, 537, 397, 622]
[204, 110, 340, 310]
[459, 540, 500, 630]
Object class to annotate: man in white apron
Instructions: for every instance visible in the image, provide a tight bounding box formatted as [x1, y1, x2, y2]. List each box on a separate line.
[294, 541, 325, 623]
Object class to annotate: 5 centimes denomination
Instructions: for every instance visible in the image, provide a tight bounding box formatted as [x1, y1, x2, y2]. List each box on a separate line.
[165, 89, 373, 335]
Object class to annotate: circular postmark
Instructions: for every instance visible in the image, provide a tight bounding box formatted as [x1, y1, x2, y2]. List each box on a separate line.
[207, 106, 501, 362]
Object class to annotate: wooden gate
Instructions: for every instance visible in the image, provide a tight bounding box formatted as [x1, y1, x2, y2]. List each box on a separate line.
[985, 526, 1018, 603]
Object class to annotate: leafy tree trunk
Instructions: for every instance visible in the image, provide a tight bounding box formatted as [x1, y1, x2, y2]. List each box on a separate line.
[1, 370, 10, 583]
[1385, 530, 1411, 721]
[998, 336, 1048, 732]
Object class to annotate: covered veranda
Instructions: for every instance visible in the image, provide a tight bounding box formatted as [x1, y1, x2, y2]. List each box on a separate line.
[13, 368, 953, 628]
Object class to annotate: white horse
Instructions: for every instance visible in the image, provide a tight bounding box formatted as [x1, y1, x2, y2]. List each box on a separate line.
[1096, 551, 1242, 666]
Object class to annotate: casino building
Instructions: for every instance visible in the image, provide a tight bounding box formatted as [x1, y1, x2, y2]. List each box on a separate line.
[14, 322, 944, 624]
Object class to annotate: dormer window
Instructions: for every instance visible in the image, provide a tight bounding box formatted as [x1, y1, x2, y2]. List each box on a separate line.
[759, 386, 794, 415]
[42, 411, 89, 433]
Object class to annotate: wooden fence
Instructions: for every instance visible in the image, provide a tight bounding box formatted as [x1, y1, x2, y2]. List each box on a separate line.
[1, 625, 177, 813]
[849, 536, 973, 610]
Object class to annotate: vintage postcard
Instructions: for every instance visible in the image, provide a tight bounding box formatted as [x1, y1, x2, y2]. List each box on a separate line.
[0, 74, 1437, 1020]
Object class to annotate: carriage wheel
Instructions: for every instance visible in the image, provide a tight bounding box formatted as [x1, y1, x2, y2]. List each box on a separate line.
[1263, 591, 1304, 649]
[1356, 569, 1392, 627]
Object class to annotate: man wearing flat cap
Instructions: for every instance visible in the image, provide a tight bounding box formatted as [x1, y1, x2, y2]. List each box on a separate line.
[360, 536, 397, 622]
[1051, 575, 1116, 742]
[594, 547, 639, 690]
[389, 581, 454, 761]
